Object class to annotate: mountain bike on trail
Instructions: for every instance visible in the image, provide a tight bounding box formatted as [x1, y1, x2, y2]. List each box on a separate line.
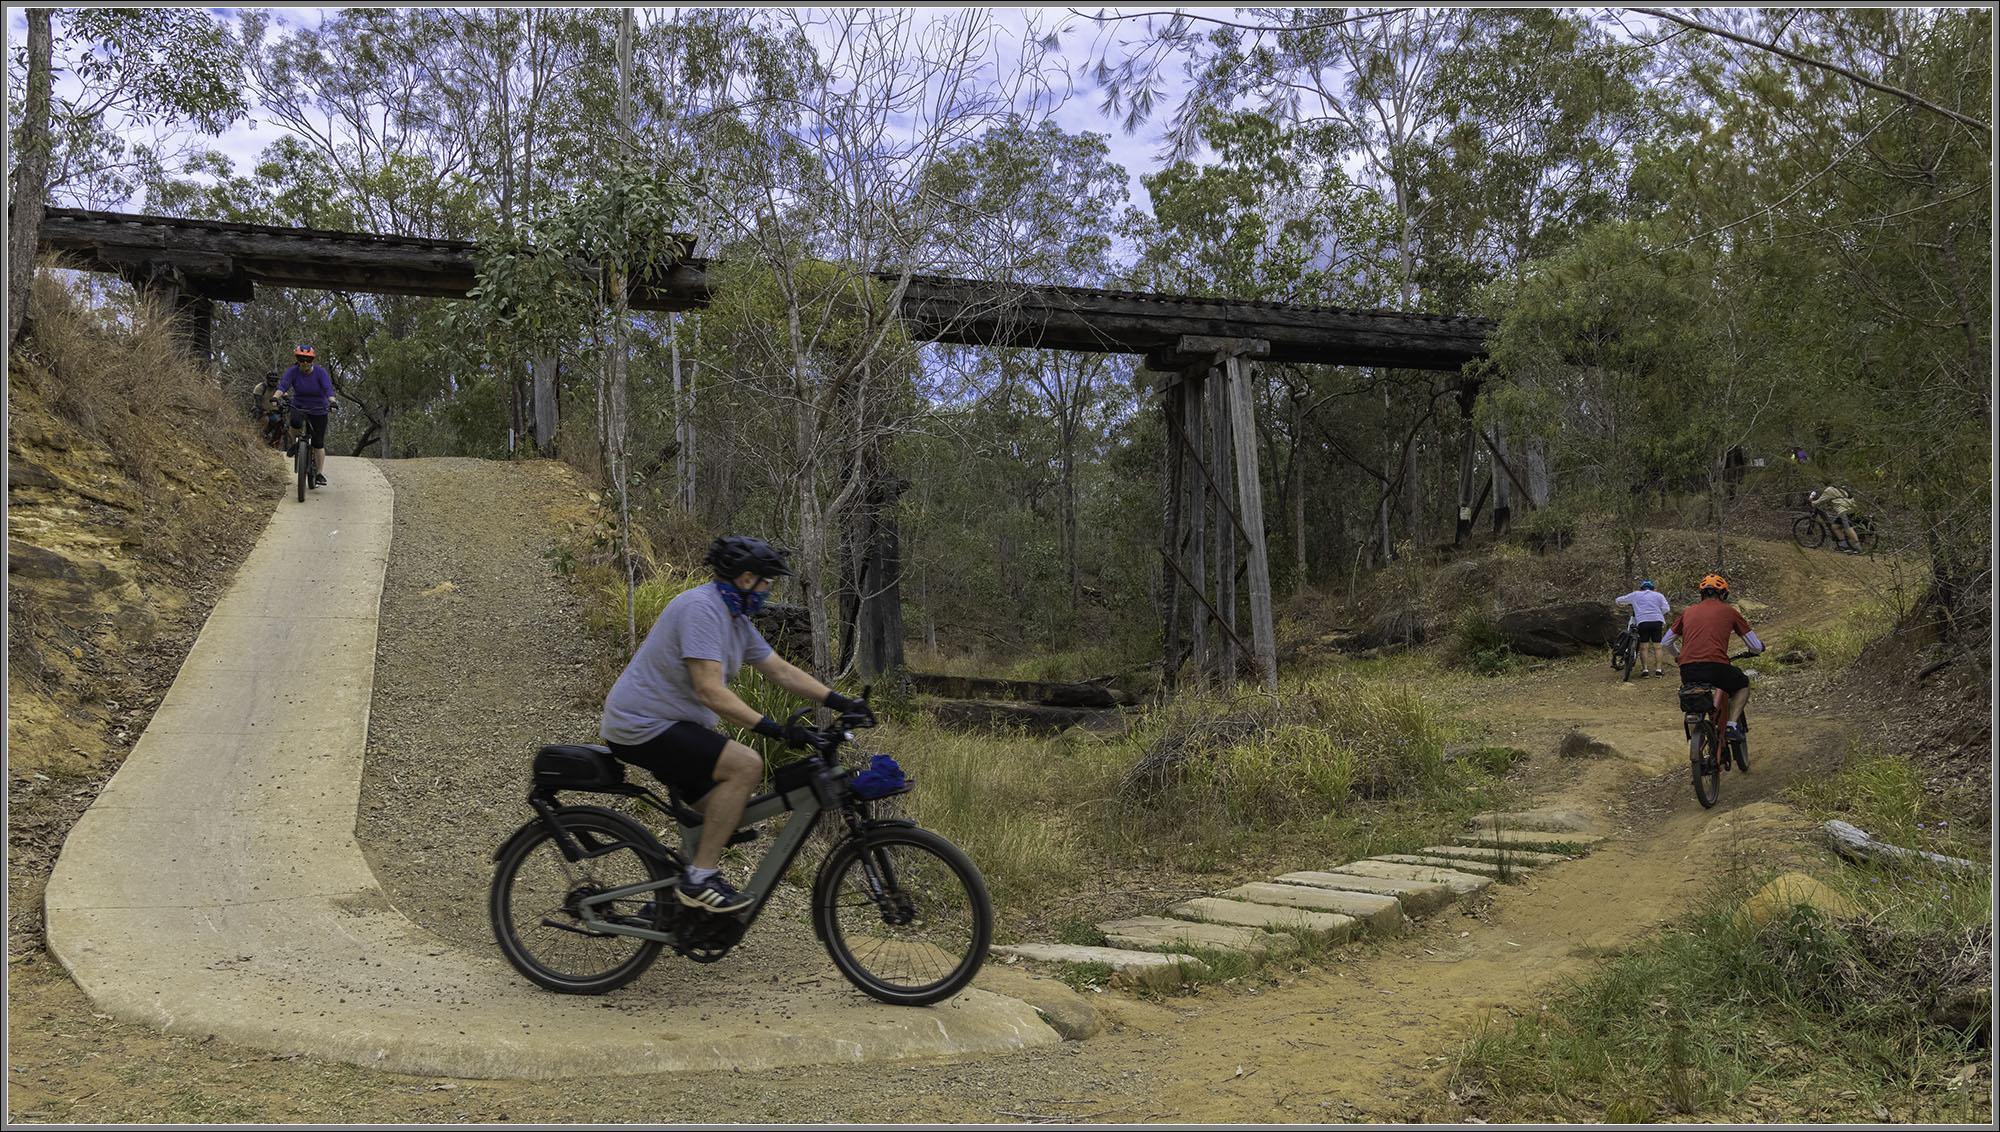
[488, 701, 994, 1006]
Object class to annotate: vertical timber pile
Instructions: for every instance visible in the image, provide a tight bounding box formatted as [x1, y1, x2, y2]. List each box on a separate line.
[1155, 336, 1277, 692]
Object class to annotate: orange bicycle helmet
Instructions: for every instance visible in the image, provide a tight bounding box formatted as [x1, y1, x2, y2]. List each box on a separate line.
[295, 345, 316, 360]
[1698, 573, 1729, 596]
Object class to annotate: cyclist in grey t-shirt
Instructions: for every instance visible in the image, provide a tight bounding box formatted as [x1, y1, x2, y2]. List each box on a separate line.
[601, 535, 874, 914]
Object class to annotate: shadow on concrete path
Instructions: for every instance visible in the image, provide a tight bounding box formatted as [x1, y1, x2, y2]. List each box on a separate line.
[44, 456, 1054, 1079]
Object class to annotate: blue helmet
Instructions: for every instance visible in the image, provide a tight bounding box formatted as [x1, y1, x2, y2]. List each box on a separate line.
[1640, 580, 1655, 590]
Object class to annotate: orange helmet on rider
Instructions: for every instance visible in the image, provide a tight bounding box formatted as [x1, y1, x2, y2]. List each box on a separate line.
[294, 345, 315, 361]
[1698, 574, 1729, 598]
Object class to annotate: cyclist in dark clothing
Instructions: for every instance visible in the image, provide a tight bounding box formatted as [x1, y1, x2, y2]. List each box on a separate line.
[279, 346, 335, 486]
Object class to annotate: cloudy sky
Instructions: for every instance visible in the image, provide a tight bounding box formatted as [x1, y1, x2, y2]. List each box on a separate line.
[6, 6, 1203, 217]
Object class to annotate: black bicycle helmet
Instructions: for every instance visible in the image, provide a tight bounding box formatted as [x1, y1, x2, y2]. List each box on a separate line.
[706, 535, 792, 579]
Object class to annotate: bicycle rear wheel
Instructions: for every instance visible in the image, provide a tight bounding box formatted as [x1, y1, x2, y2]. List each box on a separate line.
[1854, 524, 1879, 554]
[1620, 642, 1635, 682]
[812, 825, 993, 1006]
[1690, 722, 1721, 808]
[1792, 515, 1824, 549]
[489, 808, 668, 994]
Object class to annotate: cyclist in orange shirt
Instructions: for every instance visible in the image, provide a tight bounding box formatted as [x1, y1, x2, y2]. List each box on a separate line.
[1661, 573, 1765, 744]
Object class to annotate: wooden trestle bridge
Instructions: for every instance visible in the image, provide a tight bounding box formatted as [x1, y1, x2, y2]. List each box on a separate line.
[36, 206, 1499, 690]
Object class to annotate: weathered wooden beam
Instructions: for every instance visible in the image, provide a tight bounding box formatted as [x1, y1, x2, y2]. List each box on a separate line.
[38, 207, 1497, 369]
[1224, 353, 1278, 690]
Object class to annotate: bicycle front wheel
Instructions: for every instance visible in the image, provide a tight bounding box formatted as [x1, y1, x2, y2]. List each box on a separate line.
[295, 438, 308, 502]
[489, 808, 668, 994]
[1690, 723, 1721, 808]
[1792, 515, 1824, 549]
[812, 826, 993, 1006]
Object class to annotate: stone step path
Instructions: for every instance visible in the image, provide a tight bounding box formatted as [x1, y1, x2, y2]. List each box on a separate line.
[988, 808, 1603, 990]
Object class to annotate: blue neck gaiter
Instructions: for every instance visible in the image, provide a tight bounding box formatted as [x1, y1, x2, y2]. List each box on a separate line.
[714, 580, 769, 617]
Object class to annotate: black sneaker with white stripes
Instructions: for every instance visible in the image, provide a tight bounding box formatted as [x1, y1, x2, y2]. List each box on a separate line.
[676, 873, 753, 914]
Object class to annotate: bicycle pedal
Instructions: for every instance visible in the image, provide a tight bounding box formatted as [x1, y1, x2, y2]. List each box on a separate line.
[726, 828, 760, 846]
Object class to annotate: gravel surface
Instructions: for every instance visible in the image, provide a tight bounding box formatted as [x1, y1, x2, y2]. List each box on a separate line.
[356, 458, 903, 999]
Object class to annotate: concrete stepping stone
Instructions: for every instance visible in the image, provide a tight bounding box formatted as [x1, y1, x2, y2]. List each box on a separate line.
[1219, 882, 1405, 936]
[1467, 808, 1596, 833]
[1096, 916, 1297, 960]
[1456, 829, 1606, 851]
[1419, 844, 1572, 867]
[1275, 871, 1456, 917]
[1332, 860, 1494, 897]
[1170, 897, 1358, 944]
[989, 943, 1209, 989]
[1371, 853, 1517, 878]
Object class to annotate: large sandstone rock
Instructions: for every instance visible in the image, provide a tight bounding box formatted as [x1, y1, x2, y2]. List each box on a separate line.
[1495, 602, 1623, 657]
[1731, 872, 1861, 931]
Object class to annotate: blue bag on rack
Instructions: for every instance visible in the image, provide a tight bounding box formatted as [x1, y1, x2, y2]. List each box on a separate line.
[850, 754, 909, 799]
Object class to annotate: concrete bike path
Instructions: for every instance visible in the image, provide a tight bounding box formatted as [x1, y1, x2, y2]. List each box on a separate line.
[43, 456, 1056, 1079]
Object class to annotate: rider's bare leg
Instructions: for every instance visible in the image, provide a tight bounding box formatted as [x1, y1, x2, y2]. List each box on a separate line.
[1727, 687, 1750, 727]
[689, 741, 761, 871]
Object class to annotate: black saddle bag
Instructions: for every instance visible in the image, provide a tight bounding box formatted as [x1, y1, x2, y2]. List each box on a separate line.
[532, 744, 626, 790]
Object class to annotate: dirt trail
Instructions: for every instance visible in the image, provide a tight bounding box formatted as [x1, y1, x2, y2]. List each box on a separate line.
[4, 458, 1898, 1125]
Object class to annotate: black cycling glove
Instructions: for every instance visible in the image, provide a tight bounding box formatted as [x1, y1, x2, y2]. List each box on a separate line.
[824, 691, 876, 725]
[753, 716, 813, 749]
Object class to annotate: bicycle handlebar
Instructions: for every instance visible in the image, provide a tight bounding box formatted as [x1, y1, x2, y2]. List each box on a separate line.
[783, 683, 877, 754]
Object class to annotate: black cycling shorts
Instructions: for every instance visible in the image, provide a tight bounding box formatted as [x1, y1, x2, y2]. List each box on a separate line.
[1635, 620, 1664, 643]
[607, 721, 738, 804]
[1678, 660, 1748, 693]
[289, 407, 328, 449]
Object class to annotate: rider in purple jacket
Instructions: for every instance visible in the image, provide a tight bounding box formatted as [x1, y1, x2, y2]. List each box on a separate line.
[278, 346, 335, 487]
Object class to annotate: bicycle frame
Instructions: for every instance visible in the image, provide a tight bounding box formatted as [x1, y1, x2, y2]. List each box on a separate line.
[529, 745, 881, 945]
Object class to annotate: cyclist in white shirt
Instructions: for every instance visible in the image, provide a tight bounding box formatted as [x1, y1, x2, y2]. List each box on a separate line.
[1613, 580, 1672, 677]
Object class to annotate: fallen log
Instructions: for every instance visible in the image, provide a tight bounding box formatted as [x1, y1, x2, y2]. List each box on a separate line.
[1822, 820, 1986, 874]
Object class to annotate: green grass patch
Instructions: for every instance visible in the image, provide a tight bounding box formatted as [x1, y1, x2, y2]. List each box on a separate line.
[1444, 886, 1991, 1124]
[1773, 596, 1898, 672]
[1450, 609, 1521, 677]
[1786, 742, 1990, 868]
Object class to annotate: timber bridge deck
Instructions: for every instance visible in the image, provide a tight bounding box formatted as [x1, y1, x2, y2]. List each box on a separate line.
[36, 206, 1493, 371]
[36, 205, 1504, 693]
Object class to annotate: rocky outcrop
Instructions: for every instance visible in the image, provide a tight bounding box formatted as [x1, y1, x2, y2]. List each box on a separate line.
[1495, 602, 1623, 657]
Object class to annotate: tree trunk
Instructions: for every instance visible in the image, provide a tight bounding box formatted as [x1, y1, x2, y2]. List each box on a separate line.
[8, 9, 55, 346]
[532, 354, 558, 455]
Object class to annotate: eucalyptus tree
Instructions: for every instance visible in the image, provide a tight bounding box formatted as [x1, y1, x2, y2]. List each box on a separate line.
[1125, 107, 1404, 583]
[663, 8, 1065, 675]
[7, 6, 247, 341]
[1641, 7, 1991, 648]
[917, 119, 1133, 611]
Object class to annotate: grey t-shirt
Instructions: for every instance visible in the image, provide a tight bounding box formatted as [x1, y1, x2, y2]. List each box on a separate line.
[600, 583, 773, 743]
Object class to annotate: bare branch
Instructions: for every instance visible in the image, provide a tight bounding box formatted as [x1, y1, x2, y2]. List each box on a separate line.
[1627, 7, 1991, 133]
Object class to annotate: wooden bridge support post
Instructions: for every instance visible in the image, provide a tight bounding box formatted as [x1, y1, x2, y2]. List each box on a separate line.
[1222, 351, 1278, 690]
[130, 275, 215, 376]
[1208, 362, 1237, 684]
[1183, 364, 1210, 687]
[1453, 376, 1482, 546]
[1155, 336, 1277, 693]
[1160, 379, 1186, 690]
